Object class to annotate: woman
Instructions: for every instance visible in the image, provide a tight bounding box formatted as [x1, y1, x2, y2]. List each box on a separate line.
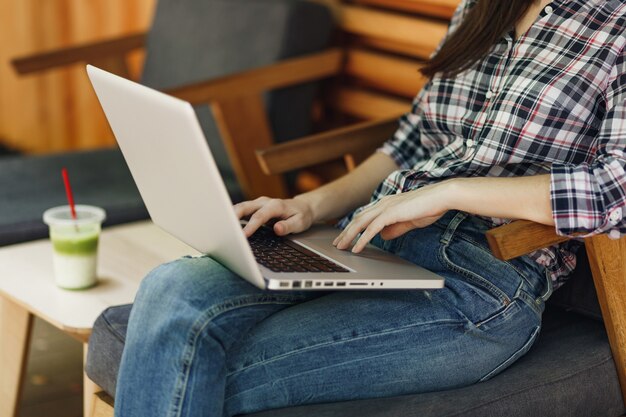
[115, 0, 626, 416]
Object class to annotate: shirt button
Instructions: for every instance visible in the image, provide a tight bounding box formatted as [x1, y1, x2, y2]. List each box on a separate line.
[485, 90, 494, 99]
[466, 139, 475, 148]
[544, 5, 554, 14]
[609, 229, 621, 240]
[609, 207, 623, 225]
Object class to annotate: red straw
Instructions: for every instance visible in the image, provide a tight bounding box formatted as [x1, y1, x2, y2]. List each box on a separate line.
[61, 168, 77, 220]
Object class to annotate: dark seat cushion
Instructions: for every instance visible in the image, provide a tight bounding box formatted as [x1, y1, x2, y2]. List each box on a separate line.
[0, 150, 148, 246]
[0, 149, 246, 247]
[86, 304, 624, 417]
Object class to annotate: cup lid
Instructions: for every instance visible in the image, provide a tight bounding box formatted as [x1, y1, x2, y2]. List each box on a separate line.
[43, 205, 107, 226]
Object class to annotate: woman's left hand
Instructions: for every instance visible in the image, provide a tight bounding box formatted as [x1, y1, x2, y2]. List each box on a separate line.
[333, 180, 455, 253]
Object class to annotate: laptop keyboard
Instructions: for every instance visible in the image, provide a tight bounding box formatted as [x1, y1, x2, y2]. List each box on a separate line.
[248, 226, 349, 273]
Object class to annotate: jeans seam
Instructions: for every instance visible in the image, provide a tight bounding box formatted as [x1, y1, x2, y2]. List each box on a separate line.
[225, 318, 464, 378]
[453, 230, 544, 289]
[472, 299, 521, 329]
[224, 320, 463, 402]
[438, 243, 512, 307]
[478, 323, 541, 382]
[437, 211, 511, 306]
[100, 309, 128, 344]
[516, 287, 545, 320]
[167, 296, 306, 417]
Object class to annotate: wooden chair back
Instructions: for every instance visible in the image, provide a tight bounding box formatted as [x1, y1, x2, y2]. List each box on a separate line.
[321, 0, 457, 123]
[288, 0, 458, 188]
[10, 0, 461, 199]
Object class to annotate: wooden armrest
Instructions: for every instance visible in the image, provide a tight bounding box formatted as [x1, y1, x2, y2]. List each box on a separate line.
[256, 117, 398, 175]
[485, 220, 574, 261]
[12, 32, 146, 75]
[165, 48, 344, 105]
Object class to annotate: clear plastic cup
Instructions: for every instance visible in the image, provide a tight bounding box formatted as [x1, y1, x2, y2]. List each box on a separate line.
[43, 205, 107, 290]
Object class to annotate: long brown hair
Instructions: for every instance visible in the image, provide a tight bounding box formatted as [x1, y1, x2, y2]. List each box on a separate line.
[420, 0, 535, 78]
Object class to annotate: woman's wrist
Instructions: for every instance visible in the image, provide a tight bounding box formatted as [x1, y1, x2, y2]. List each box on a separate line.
[437, 175, 554, 225]
[432, 178, 462, 213]
[294, 191, 326, 223]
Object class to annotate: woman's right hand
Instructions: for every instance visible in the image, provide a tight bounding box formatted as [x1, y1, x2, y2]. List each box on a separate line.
[234, 196, 315, 238]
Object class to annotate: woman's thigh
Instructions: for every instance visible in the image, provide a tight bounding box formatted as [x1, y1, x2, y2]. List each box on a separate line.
[224, 289, 541, 416]
[223, 212, 547, 416]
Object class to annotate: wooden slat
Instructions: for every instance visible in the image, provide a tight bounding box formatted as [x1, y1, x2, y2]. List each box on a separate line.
[339, 5, 448, 60]
[11, 33, 146, 75]
[485, 220, 572, 261]
[91, 55, 132, 79]
[92, 391, 115, 417]
[211, 95, 288, 199]
[352, 0, 459, 19]
[330, 87, 410, 119]
[0, 296, 33, 417]
[349, 35, 432, 61]
[84, 344, 99, 417]
[345, 49, 427, 98]
[256, 117, 398, 175]
[585, 235, 626, 404]
[166, 49, 343, 105]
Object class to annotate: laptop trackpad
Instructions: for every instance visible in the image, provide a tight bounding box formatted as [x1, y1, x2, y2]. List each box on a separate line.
[294, 238, 407, 270]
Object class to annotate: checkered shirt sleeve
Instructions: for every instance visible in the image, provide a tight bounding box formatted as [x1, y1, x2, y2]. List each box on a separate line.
[550, 48, 626, 238]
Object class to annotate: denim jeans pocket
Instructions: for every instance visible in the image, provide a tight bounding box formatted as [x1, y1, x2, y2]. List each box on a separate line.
[436, 212, 532, 327]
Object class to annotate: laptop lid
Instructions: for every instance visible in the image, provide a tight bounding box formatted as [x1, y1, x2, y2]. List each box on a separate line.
[86, 65, 266, 288]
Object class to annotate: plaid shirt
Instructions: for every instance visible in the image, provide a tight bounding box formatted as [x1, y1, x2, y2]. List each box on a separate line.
[340, 0, 626, 289]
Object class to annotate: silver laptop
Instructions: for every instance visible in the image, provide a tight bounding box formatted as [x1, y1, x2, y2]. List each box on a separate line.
[86, 65, 444, 291]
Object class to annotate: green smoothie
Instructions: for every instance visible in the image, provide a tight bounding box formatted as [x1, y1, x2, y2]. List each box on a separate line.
[43, 205, 106, 290]
[50, 230, 99, 255]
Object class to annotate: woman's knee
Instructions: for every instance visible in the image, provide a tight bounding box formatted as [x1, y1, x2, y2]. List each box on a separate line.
[135, 256, 232, 308]
[127, 256, 234, 337]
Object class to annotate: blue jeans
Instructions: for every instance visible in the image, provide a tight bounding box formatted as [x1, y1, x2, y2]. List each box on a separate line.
[114, 211, 552, 417]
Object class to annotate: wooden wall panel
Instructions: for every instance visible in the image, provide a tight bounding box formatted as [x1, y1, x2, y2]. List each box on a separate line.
[0, 0, 155, 154]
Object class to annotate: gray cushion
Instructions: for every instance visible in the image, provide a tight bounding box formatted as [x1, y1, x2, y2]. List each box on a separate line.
[141, 0, 334, 191]
[85, 304, 624, 417]
[0, 150, 147, 246]
[0, 149, 245, 247]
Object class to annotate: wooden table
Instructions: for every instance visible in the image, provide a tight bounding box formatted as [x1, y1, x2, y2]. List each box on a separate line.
[0, 221, 199, 417]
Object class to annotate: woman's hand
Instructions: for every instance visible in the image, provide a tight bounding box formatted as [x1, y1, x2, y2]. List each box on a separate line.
[333, 180, 454, 253]
[234, 196, 315, 238]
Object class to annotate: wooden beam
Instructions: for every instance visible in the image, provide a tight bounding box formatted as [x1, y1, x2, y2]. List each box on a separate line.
[83, 343, 101, 417]
[256, 117, 398, 175]
[92, 391, 115, 417]
[11, 32, 146, 75]
[211, 95, 288, 199]
[585, 235, 626, 405]
[0, 296, 33, 417]
[485, 220, 573, 261]
[351, 0, 459, 19]
[348, 35, 432, 61]
[166, 49, 344, 105]
[330, 87, 410, 119]
[339, 5, 448, 60]
[91, 56, 132, 80]
[345, 49, 427, 98]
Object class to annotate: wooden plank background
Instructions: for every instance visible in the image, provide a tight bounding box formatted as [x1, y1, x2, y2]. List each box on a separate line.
[0, 0, 457, 155]
[0, 0, 155, 154]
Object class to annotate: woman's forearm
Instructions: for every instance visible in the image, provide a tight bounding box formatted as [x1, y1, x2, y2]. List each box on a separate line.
[445, 175, 554, 225]
[333, 173, 555, 252]
[295, 152, 398, 223]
